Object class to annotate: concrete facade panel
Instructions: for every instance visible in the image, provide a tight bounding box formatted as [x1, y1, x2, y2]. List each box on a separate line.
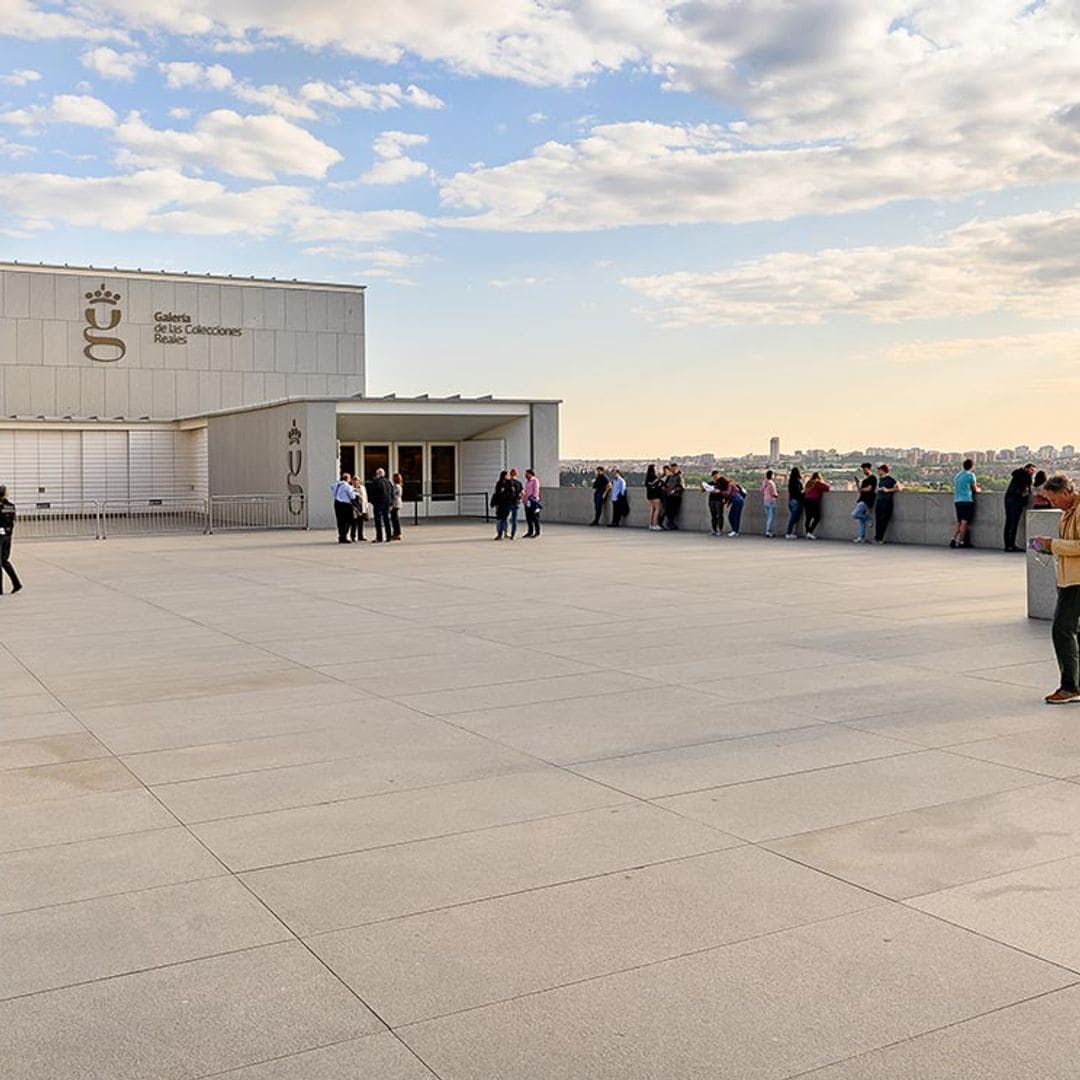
[28, 273, 55, 319]
[43, 321, 68, 366]
[296, 331, 316, 374]
[0, 318, 16, 364]
[16, 319, 43, 366]
[128, 369, 152, 417]
[80, 367, 105, 416]
[285, 291, 307, 331]
[264, 287, 285, 330]
[241, 287, 264, 329]
[56, 368, 81, 416]
[220, 286, 242, 327]
[197, 284, 221, 325]
[104, 369, 130, 418]
[30, 367, 55, 414]
[3, 272, 29, 318]
[152, 371, 176, 418]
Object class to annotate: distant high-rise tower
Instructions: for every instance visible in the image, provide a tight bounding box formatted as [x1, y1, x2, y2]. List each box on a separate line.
[769, 436, 780, 462]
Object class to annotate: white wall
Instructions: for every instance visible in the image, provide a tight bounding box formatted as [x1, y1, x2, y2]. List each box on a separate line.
[0, 426, 206, 507]
[0, 266, 365, 420]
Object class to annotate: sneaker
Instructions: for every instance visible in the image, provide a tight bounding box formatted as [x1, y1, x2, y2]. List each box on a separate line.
[785, 533, 796, 540]
[765, 532, 773, 538]
[1045, 688, 1080, 704]
[806, 533, 816, 540]
[949, 539, 958, 548]
[727, 531, 739, 537]
[852, 537, 863, 544]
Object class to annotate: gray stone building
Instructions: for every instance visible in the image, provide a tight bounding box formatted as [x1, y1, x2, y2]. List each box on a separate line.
[0, 262, 560, 527]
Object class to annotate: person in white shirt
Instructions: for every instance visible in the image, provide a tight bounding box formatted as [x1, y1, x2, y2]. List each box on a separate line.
[330, 472, 357, 544]
[609, 469, 629, 527]
[761, 470, 779, 537]
[349, 475, 368, 542]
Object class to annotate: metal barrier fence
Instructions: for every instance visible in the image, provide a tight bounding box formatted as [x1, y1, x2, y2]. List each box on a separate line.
[15, 502, 103, 541]
[209, 495, 308, 532]
[14, 495, 308, 540]
[99, 497, 211, 537]
[408, 491, 491, 525]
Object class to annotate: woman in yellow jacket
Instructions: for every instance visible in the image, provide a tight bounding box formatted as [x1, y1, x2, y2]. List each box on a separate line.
[1032, 475, 1080, 704]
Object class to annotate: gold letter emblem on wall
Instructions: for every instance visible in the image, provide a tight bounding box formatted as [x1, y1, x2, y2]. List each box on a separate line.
[83, 284, 126, 363]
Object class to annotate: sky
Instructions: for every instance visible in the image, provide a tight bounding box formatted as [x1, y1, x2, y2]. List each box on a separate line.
[0, 1, 1078, 458]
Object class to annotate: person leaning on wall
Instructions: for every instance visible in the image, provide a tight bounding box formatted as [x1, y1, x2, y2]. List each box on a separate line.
[1030, 475, 1080, 704]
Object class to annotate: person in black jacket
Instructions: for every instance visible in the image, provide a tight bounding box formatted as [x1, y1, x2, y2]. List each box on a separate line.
[1003, 462, 1036, 551]
[491, 470, 515, 539]
[785, 467, 804, 539]
[366, 468, 394, 543]
[0, 485, 22, 594]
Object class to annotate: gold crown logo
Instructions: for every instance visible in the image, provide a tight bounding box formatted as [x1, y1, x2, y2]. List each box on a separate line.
[85, 285, 121, 306]
[288, 420, 301, 445]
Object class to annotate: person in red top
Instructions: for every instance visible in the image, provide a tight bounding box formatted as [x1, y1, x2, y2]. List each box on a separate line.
[803, 472, 831, 539]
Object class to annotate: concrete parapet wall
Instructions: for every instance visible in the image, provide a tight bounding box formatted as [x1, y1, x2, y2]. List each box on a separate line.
[542, 486, 1012, 545]
[1027, 509, 1062, 621]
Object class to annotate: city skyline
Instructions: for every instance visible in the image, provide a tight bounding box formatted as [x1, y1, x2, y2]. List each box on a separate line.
[1, 3, 1078, 456]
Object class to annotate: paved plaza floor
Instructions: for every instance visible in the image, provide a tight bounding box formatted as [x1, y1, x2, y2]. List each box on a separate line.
[3, 522, 1080, 1078]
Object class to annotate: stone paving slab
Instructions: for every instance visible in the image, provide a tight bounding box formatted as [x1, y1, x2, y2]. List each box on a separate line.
[767, 781, 1080, 898]
[211, 1033, 437, 1080]
[0, 876, 288, 1000]
[309, 846, 879, 1025]
[193, 767, 624, 871]
[656, 750, 1042, 841]
[0, 826, 223, 914]
[398, 905, 1072, 1080]
[801, 984, 1080, 1079]
[242, 802, 738, 934]
[0, 942, 384, 1080]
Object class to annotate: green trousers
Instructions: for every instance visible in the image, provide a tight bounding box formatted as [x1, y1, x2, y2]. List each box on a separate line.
[1053, 585, 1080, 693]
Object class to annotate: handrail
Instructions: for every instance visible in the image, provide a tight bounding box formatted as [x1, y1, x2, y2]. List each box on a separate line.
[406, 491, 491, 525]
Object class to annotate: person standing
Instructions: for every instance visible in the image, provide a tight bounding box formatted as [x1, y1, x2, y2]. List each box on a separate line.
[590, 467, 611, 526]
[950, 458, 979, 548]
[851, 462, 877, 544]
[762, 470, 779, 537]
[1031, 476, 1080, 704]
[366, 468, 394, 543]
[663, 463, 685, 529]
[349, 474, 368, 543]
[390, 472, 404, 541]
[492, 470, 514, 539]
[873, 464, 899, 543]
[507, 468, 524, 539]
[523, 468, 542, 538]
[646, 464, 664, 531]
[0, 485, 23, 595]
[706, 470, 725, 536]
[802, 472, 830, 538]
[724, 478, 746, 537]
[330, 472, 356, 543]
[785, 467, 804, 539]
[609, 469, 629, 527]
[1003, 462, 1036, 551]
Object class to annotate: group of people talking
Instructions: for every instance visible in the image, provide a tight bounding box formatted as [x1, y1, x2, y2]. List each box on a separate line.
[330, 469, 403, 544]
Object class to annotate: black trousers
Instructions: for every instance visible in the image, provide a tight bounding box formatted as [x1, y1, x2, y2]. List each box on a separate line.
[664, 495, 682, 528]
[709, 500, 724, 533]
[874, 501, 893, 542]
[1004, 496, 1026, 550]
[804, 501, 822, 535]
[390, 508, 401, 538]
[333, 501, 353, 542]
[349, 512, 365, 542]
[525, 504, 541, 535]
[1053, 585, 1080, 693]
[610, 495, 628, 526]
[1, 534, 20, 592]
[372, 505, 392, 541]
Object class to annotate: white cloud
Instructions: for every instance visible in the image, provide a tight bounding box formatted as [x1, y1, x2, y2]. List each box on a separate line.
[0, 165, 427, 242]
[622, 208, 1080, 327]
[302, 246, 427, 267]
[115, 109, 343, 180]
[357, 130, 431, 186]
[0, 68, 41, 87]
[167, 106, 191, 119]
[0, 94, 118, 129]
[81, 47, 146, 81]
[157, 62, 442, 120]
[2, 0, 120, 42]
[527, 112, 547, 124]
[870, 330, 1080, 368]
[159, 61, 234, 91]
[0, 134, 33, 158]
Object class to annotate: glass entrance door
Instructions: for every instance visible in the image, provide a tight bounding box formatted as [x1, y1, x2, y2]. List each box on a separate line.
[428, 444, 457, 517]
[397, 445, 424, 505]
[361, 444, 390, 482]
